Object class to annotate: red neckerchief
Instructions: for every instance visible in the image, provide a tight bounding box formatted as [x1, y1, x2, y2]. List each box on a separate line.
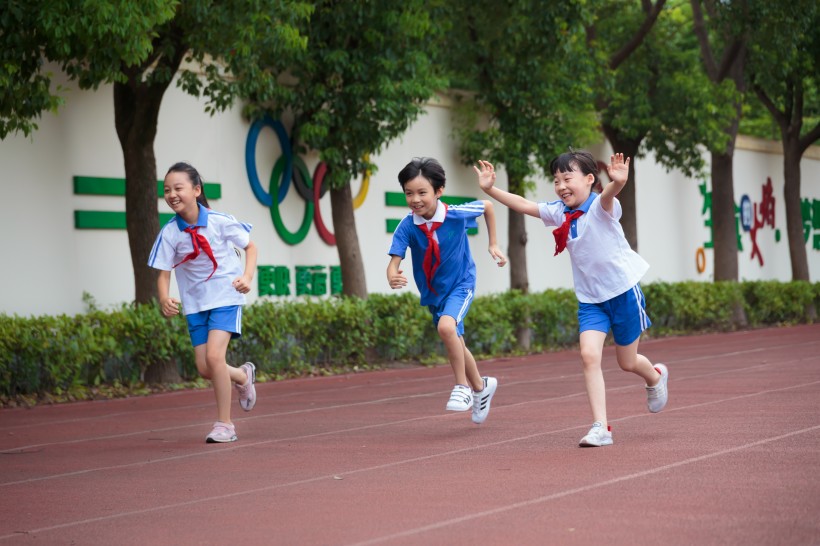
[417, 203, 448, 294]
[553, 209, 584, 255]
[174, 225, 218, 280]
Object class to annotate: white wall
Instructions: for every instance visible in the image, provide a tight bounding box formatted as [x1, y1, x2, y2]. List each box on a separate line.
[1, 75, 819, 317]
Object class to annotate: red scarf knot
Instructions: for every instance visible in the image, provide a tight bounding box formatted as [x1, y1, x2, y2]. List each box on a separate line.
[552, 210, 584, 255]
[174, 225, 218, 280]
[418, 221, 443, 294]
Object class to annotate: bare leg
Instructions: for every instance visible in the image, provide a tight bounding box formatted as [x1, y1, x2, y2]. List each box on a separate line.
[462, 341, 484, 391]
[438, 316, 467, 386]
[579, 330, 608, 426]
[614, 339, 660, 385]
[202, 330, 246, 424]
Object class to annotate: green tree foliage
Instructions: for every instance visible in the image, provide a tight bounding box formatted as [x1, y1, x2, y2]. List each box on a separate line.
[592, 0, 736, 250]
[444, 0, 599, 299]
[1, 0, 310, 381]
[263, 0, 447, 298]
[1, 1, 309, 308]
[746, 0, 820, 284]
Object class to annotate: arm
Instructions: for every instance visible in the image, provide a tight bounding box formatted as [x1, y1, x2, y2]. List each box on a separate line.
[482, 200, 507, 267]
[474, 160, 541, 218]
[386, 255, 407, 289]
[600, 153, 631, 214]
[157, 269, 180, 317]
[232, 240, 258, 294]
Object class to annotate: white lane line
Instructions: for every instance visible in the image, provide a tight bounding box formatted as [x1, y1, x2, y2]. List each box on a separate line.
[348, 423, 820, 546]
[3, 337, 812, 433]
[1, 363, 815, 487]
[3, 337, 805, 452]
[3, 418, 817, 542]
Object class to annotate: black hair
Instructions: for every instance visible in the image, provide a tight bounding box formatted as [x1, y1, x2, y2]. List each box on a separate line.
[166, 161, 209, 208]
[397, 157, 446, 191]
[549, 149, 600, 189]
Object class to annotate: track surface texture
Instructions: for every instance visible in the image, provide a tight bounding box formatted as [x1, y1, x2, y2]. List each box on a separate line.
[1, 324, 819, 545]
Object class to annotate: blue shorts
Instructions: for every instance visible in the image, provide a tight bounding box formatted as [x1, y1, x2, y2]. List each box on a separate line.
[578, 284, 651, 345]
[427, 285, 474, 338]
[185, 305, 243, 347]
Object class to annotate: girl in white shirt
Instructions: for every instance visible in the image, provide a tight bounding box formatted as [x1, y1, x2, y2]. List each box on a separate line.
[149, 162, 258, 444]
[475, 151, 668, 447]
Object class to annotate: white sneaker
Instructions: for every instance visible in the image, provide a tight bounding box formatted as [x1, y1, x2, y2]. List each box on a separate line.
[471, 377, 498, 424]
[236, 362, 257, 411]
[206, 421, 237, 443]
[646, 363, 669, 413]
[445, 385, 473, 412]
[579, 422, 613, 447]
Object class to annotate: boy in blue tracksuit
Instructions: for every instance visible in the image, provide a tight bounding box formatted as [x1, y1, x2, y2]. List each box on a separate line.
[387, 157, 507, 424]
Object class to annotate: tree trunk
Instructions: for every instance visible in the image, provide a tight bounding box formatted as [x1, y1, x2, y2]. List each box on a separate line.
[710, 150, 739, 282]
[782, 140, 810, 282]
[506, 172, 530, 350]
[114, 70, 181, 384]
[602, 128, 642, 251]
[114, 81, 162, 305]
[331, 182, 368, 298]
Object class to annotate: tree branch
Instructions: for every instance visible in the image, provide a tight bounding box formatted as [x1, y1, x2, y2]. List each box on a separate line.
[610, 0, 667, 70]
[799, 122, 820, 155]
[691, 0, 719, 80]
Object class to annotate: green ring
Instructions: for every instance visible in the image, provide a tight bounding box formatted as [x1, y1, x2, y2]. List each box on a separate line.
[269, 155, 313, 245]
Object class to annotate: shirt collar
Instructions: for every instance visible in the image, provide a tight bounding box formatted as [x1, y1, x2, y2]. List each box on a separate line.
[413, 200, 447, 225]
[564, 192, 597, 214]
[175, 203, 210, 231]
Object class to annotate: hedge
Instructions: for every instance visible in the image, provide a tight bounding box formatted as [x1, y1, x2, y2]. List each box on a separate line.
[1, 281, 817, 397]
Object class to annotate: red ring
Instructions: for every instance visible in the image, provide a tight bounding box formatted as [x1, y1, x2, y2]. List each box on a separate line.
[313, 162, 335, 245]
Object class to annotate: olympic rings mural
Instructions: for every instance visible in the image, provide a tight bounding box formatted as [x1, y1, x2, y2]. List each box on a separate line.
[245, 115, 370, 246]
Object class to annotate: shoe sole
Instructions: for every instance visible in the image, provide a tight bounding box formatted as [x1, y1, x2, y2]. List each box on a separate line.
[579, 438, 613, 447]
[206, 435, 237, 444]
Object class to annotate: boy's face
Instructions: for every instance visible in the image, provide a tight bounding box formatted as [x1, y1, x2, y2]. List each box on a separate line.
[403, 175, 443, 220]
[553, 164, 594, 209]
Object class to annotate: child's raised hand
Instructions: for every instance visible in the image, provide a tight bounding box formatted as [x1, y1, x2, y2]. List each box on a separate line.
[473, 160, 497, 192]
[606, 153, 631, 185]
[489, 244, 507, 267]
[388, 269, 408, 289]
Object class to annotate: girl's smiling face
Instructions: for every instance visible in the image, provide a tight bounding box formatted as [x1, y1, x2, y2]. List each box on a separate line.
[403, 175, 443, 220]
[553, 164, 594, 209]
[163, 171, 201, 222]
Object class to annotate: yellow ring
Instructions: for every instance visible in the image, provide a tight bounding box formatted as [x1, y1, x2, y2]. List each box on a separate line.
[695, 247, 706, 274]
[352, 154, 370, 210]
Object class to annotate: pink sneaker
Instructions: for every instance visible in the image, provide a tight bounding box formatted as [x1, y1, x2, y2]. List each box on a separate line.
[205, 421, 237, 443]
[235, 362, 257, 411]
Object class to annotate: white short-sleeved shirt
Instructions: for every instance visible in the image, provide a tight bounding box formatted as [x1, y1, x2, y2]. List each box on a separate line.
[148, 204, 252, 314]
[538, 194, 649, 304]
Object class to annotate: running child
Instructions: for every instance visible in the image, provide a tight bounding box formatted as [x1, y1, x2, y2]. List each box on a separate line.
[149, 162, 258, 444]
[387, 157, 507, 424]
[475, 150, 668, 446]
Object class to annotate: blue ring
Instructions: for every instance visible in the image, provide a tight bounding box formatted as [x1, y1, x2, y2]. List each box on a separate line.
[245, 115, 292, 206]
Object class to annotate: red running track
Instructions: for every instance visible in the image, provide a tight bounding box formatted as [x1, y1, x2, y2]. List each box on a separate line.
[1, 324, 819, 545]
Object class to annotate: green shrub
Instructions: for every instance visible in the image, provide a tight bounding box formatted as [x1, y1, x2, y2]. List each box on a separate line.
[1, 280, 817, 398]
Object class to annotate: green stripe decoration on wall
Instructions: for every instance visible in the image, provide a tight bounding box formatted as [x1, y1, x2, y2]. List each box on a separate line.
[74, 211, 176, 230]
[384, 192, 479, 235]
[73, 176, 222, 199]
[73, 176, 221, 230]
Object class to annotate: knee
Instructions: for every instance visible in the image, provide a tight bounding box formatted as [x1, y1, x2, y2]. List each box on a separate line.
[437, 317, 457, 339]
[617, 357, 637, 372]
[579, 346, 601, 369]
